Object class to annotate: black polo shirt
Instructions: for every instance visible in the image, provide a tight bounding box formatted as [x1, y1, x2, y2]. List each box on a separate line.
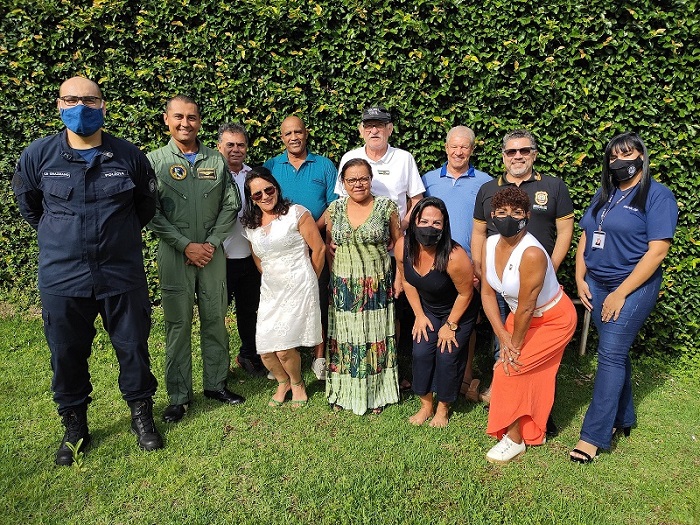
[473, 171, 574, 254]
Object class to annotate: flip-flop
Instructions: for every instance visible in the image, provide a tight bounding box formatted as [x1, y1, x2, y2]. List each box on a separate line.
[479, 387, 491, 406]
[465, 379, 481, 402]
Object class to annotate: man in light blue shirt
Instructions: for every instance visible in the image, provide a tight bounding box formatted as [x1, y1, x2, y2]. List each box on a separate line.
[422, 126, 492, 258]
[421, 125, 491, 399]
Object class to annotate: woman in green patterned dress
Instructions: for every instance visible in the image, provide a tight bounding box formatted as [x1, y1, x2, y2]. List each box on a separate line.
[321, 158, 402, 415]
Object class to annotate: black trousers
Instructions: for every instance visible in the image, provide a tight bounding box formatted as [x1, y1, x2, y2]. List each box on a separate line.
[41, 287, 157, 414]
[412, 298, 479, 403]
[226, 256, 261, 361]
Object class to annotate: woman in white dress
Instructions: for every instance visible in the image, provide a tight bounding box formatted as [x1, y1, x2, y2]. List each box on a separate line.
[241, 167, 325, 407]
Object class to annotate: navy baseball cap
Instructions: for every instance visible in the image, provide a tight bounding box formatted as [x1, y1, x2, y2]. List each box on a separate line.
[361, 106, 392, 123]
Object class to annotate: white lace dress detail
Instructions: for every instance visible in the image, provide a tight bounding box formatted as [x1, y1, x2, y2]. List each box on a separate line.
[244, 204, 322, 353]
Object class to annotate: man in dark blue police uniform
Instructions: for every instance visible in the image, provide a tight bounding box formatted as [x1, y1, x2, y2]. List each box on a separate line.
[12, 76, 163, 466]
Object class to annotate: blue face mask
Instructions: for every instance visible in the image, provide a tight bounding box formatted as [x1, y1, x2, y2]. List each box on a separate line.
[60, 104, 104, 136]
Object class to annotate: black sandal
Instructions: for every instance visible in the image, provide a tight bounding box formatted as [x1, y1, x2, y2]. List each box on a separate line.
[570, 448, 596, 464]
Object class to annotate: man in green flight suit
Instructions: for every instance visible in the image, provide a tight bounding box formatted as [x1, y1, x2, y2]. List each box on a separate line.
[148, 95, 245, 423]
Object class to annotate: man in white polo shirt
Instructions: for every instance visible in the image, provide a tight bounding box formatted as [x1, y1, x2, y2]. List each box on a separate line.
[337, 106, 424, 231]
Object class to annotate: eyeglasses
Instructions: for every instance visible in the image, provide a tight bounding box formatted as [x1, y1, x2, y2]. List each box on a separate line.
[362, 122, 387, 130]
[504, 147, 535, 157]
[344, 177, 371, 187]
[494, 210, 527, 220]
[58, 96, 103, 107]
[250, 186, 276, 201]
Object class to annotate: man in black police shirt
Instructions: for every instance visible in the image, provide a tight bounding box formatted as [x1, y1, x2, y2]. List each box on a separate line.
[13, 76, 163, 466]
[471, 128, 574, 437]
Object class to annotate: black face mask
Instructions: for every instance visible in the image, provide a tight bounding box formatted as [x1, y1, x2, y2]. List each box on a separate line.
[609, 157, 643, 182]
[414, 226, 443, 247]
[493, 215, 528, 238]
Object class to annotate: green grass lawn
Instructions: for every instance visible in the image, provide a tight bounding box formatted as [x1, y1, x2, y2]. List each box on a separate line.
[0, 304, 698, 525]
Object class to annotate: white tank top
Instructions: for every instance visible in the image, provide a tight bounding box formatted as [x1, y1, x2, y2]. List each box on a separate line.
[485, 232, 561, 315]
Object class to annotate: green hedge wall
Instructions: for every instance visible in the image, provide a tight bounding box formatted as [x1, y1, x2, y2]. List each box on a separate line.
[1, 0, 698, 363]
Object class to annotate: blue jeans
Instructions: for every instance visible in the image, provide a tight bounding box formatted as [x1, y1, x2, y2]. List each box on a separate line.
[579, 274, 661, 449]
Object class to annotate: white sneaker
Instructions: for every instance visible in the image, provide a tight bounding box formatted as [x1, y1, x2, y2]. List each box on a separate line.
[486, 435, 526, 464]
[267, 370, 275, 380]
[311, 358, 327, 381]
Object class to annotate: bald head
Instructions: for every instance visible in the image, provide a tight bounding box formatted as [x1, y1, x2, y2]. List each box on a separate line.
[280, 115, 308, 157]
[59, 76, 103, 99]
[281, 115, 305, 132]
[445, 126, 476, 175]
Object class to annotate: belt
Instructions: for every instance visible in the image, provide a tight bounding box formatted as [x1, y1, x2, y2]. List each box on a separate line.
[533, 287, 564, 317]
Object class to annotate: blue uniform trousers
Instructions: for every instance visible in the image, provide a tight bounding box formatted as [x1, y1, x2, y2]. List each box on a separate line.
[41, 287, 157, 414]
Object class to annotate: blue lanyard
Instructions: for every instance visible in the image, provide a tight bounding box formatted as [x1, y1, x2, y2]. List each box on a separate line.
[598, 188, 634, 231]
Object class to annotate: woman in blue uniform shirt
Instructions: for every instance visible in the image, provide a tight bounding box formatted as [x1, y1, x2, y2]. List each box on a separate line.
[570, 132, 678, 463]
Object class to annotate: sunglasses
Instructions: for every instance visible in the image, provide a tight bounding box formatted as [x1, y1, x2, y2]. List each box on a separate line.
[504, 147, 535, 157]
[250, 185, 276, 201]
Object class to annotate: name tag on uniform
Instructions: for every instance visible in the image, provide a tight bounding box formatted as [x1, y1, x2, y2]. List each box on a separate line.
[592, 230, 606, 250]
[377, 170, 389, 176]
[103, 170, 127, 178]
[197, 168, 216, 180]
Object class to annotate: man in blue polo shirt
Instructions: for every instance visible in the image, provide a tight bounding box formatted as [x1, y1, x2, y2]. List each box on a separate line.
[422, 126, 492, 257]
[422, 125, 491, 399]
[263, 115, 337, 380]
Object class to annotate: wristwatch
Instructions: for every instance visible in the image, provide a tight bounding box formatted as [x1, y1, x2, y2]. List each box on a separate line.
[445, 320, 458, 331]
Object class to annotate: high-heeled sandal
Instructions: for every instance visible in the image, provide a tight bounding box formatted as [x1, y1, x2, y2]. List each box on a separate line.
[290, 380, 308, 408]
[613, 426, 632, 437]
[268, 379, 290, 407]
[570, 448, 598, 464]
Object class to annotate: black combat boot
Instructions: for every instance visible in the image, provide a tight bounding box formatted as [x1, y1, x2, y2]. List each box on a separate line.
[128, 399, 164, 451]
[55, 407, 91, 466]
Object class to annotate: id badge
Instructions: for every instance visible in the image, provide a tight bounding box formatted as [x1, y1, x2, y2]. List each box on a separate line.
[592, 230, 606, 250]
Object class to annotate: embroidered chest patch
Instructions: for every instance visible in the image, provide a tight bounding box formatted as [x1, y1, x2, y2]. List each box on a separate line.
[170, 165, 187, 180]
[533, 191, 549, 210]
[197, 168, 216, 180]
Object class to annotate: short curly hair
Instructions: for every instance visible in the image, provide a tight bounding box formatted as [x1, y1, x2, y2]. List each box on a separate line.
[491, 187, 530, 213]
